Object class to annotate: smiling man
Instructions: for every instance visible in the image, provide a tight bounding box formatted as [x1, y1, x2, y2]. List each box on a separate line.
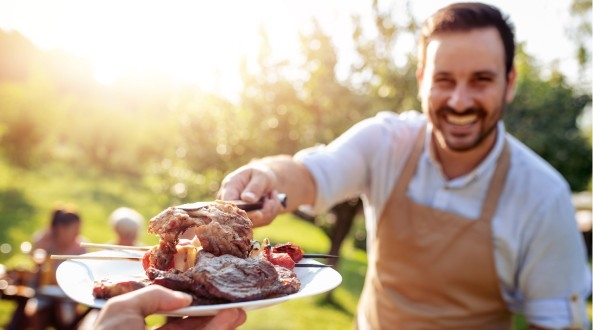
[218, 2, 591, 329]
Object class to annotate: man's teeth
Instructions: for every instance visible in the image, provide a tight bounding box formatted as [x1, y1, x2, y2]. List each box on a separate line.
[445, 113, 478, 125]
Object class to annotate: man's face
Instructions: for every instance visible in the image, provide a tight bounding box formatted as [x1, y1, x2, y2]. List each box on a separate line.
[417, 27, 516, 153]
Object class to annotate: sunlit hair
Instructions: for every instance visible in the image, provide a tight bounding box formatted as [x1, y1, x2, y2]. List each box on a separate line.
[50, 205, 81, 228]
[109, 207, 143, 237]
[417, 2, 516, 76]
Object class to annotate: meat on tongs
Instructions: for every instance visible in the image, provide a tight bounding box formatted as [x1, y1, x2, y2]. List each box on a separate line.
[146, 201, 253, 270]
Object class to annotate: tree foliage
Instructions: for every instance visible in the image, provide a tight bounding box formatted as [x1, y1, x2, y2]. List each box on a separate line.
[349, 0, 419, 115]
[0, 0, 590, 207]
[506, 46, 592, 191]
[298, 19, 362, 144]
[568, 0, 592, 83]
[0, 76, 61, 168]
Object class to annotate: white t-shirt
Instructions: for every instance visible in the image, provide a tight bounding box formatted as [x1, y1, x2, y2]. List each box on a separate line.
[295, 110, 591, 329]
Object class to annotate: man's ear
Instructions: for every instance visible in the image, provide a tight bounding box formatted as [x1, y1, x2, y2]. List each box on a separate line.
[416, 68, 425, 99]
[416, 68, 424, 87]
[505, 66, 517, 103]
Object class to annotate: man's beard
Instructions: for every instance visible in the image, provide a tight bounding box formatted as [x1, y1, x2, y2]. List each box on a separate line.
[433, 105, 500, 152]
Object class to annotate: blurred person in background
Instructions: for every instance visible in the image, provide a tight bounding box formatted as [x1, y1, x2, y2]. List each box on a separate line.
[109, 207, 145, 246]
[32, 205, 86, 260]
[217, 2, 591, 329]
[26, 205, 87, 329]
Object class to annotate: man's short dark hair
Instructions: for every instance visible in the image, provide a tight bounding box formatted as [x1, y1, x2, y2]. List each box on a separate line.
[418, 2, 516, 76]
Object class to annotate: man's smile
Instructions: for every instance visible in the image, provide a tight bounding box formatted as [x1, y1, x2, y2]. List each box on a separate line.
[443, 112, 479, 126]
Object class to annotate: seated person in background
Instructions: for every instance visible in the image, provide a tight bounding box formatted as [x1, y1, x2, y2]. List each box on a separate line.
[32, 205, 87, 280]
[109, 207, 145, 246]
[27, 204, 88, 329]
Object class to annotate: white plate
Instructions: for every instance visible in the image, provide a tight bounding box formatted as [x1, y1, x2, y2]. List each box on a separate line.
[56, 250, 342, 316]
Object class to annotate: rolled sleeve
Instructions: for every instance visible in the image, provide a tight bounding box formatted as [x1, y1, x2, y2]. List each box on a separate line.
[524, 293, 590, 329]
[516, 189, 592, 329]
[294, 145, 340, 213]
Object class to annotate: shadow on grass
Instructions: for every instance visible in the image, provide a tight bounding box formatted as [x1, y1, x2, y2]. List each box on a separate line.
[336, 254, 367, 295]
[319, 291, 354, 316]
[310, 251, 368, 318]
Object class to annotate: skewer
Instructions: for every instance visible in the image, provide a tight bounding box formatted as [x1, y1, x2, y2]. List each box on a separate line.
[50, 255, 333, 267]
[302, 254, 339, 259]
[81, 243, 338, 260]
[81, 242, 151, 251]
[50, 255, 142, 261]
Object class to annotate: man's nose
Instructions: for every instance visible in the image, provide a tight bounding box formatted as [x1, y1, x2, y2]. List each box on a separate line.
[447, 84, 474, 111]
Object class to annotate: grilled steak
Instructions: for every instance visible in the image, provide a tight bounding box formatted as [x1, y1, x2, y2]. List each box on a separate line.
[93, 278, 151, 299]
[146, 251, 300, 303]
[146, 201, 253, 269]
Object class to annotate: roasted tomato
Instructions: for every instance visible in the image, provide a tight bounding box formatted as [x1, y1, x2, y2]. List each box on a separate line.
[142, 249, 152, 271]
[272, 242, 304, 263]
[268, 252, 296, 269]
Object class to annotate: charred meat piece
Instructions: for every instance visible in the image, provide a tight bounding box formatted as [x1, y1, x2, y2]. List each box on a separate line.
[147, 201, 253, 269]
[93, 278, 151, 299]
[146, 251, 300, 304]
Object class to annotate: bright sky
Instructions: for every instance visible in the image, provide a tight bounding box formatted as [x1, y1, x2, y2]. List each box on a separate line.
[0, 0, 583, 99]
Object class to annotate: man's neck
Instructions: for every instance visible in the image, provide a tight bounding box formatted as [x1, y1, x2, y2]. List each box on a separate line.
[431, 132, 498, 180]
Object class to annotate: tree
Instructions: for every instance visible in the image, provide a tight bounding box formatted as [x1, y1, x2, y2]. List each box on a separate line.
[348, 0, 419, 116]
[238, 26, 308, 155]
[506, 46, 592, 191]
[0, 75, 61, 168]
[298, 19, 361, 144]
[568, 0, 592, 87]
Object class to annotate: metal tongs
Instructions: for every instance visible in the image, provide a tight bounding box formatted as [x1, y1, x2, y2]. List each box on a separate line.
[177, 193, 288, 212]
[177, 193, 337, 267]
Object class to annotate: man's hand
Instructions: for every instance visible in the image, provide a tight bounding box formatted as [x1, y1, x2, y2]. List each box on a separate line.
[218, 155, 316, 227]
[218, 163, 277, 202]
[218, 162, 284, 227]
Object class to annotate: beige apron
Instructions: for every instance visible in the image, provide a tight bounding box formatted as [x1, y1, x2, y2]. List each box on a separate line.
[360, 126, 512, 329]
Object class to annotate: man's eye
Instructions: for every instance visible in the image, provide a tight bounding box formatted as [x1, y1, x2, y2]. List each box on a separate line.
[474, 75, 495, 83]
[477, 76, 493, 81]
[434, 78, 454, 86]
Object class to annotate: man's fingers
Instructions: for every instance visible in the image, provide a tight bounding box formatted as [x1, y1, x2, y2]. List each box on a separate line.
[245, 210, 265, 227]
[219, 165, 276, 203]
[219, 174, 246, 200]
[219, 167, 257, 201]
[218, 185, 242, 201]
[239, 176, 269, 203]
[246, 192, 285, 227]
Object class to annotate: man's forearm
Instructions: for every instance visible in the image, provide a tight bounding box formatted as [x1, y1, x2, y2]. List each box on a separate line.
[257, 155, 317, 211]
